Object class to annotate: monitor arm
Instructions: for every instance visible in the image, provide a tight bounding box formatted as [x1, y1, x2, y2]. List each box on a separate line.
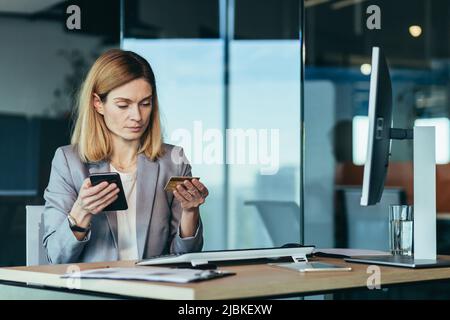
[391, 126, 436, 260]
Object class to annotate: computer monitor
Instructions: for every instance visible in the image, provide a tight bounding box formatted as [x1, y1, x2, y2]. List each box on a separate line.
[360, 47, 393, 206]
[348, 47, 450, 267]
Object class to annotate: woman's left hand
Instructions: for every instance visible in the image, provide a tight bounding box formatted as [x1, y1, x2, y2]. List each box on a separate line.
[173, 179, 209, 213]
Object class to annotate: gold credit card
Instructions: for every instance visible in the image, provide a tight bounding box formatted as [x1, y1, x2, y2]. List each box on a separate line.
[164, 176, 200, 192]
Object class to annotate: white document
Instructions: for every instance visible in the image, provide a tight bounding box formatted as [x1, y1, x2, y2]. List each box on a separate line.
[61, 267, 234, 284]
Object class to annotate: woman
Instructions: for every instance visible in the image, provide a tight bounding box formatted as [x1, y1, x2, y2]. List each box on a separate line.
[42, 49, 208, 264]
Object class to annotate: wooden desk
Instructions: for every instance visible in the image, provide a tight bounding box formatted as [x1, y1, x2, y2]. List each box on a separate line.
[2, 257, 450, 299]
[438, 213, 450, 221]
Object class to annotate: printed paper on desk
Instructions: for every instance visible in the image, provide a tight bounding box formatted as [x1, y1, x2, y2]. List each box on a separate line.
[61, 267, 235, 284]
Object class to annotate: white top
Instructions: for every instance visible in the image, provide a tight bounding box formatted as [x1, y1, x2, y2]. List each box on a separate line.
[110, 164, 139, 261]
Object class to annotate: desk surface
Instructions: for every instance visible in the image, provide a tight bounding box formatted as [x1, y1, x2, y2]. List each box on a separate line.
[438, 213, 450, 220]
[2, 257, 450, 299]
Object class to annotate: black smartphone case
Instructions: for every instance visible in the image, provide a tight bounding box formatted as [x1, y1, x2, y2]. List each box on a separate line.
[89, 172, 128, 211]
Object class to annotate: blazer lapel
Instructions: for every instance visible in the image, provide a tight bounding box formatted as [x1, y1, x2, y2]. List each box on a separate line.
[87, 160, 118, 249]
[136, 154, 159, 259]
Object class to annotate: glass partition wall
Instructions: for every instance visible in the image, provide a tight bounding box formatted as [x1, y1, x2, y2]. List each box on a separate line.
[122, 0, 303, 250]
[305, 0, 450, 253]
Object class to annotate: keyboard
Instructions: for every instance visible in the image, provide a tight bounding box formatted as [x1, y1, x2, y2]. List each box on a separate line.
[136, 245, 315, 266]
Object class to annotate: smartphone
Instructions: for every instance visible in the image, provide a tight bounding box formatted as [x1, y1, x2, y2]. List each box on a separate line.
[164, 176, 200, 192]
[89, 172, 128, 211]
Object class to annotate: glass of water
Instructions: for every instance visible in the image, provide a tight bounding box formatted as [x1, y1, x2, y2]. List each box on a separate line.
[389, 205, 413, 256]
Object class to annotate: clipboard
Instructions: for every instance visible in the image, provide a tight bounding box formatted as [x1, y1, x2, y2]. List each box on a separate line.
[61, 267, 236, 283]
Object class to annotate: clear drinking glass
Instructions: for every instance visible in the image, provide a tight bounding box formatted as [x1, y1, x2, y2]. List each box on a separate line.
[389, 205, 413, 256]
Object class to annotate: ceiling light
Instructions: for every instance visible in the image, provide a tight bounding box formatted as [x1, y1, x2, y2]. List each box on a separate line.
[360, 63, 371, 75]
[409, 25, 422, 37]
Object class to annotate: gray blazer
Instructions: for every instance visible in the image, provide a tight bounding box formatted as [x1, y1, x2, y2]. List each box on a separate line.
[42, 143, 203, 264]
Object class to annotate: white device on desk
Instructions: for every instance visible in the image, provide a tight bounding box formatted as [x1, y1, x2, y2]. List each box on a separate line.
[270, 262, 352, 272]
[346, 46, 450, 268]
[136, 246, 315, 266]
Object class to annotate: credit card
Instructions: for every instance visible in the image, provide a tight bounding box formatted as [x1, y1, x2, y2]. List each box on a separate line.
[164, 176, 200, 192]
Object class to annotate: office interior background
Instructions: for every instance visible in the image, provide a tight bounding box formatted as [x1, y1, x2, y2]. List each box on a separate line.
[1, 0, 450, 267]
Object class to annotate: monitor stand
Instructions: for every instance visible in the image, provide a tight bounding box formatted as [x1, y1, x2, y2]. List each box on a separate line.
[345, 255, 450, 268]
[346, 126, 450, 269]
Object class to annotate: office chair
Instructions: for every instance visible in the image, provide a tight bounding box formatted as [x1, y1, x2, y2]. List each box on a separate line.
[244, 201, 302, 247]
[25, 205, 47, 266]
[335, 187, 406, 251]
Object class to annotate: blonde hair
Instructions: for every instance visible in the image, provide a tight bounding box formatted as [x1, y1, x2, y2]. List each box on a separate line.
[71, 49, 164, 163]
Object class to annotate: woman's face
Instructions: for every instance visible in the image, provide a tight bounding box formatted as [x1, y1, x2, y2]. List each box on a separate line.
[93, 78, 153, 143]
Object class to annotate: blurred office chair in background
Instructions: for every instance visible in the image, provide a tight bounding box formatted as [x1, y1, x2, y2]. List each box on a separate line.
[244, 201, 301, 247]
[335, 187, 406, 251]
[26, 205, 47, 266]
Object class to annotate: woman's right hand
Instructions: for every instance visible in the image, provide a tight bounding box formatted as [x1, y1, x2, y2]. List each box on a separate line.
[69, 178, 120, 238]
